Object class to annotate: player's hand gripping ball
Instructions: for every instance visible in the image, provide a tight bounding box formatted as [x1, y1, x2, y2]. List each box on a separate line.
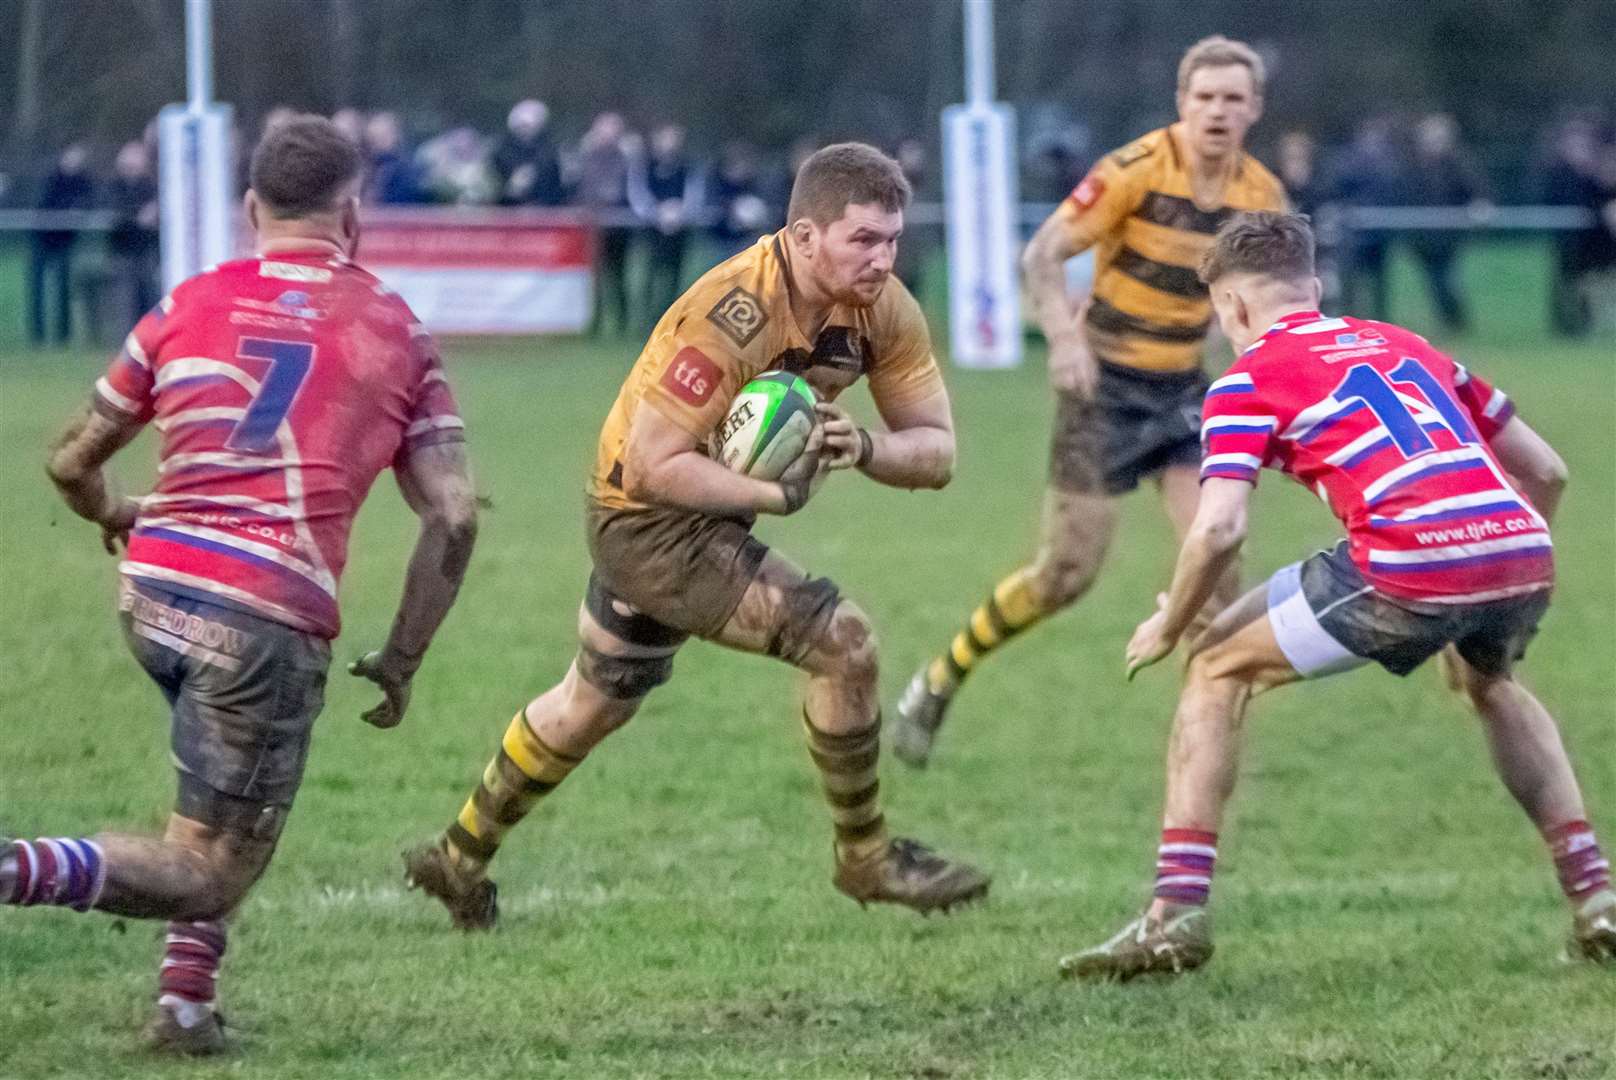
[714, 371, 818, 481]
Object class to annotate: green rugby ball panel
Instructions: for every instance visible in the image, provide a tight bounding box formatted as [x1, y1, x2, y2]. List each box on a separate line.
[715, 371, 817, 481]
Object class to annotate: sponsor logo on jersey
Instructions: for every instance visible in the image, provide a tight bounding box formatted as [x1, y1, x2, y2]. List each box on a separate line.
[706, 286, 768, 347]
[660, 346, 721, 406]
[230, 311, 311, 332]
[1070, 173, 1106, 210]
[260, 261, 333, 284]
[235, 291, 325, 320]
[1310, 329, 1390, 360]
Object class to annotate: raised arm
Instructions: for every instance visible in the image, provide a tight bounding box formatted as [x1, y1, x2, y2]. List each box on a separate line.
[349, 441, 479, 729]
[45, 403, 146, 554]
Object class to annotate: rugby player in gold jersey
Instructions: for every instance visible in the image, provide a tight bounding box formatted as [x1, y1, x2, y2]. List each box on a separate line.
[893, 36, 1288, 766]
[402, 144, 989, 929]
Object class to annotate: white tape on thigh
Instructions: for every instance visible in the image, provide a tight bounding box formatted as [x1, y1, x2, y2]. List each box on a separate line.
[1266, 562, 1366, 678]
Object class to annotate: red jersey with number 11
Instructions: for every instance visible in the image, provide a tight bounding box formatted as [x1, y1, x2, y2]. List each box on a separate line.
[1199, 309, 1552, 604]
[94, 245, 465, 638]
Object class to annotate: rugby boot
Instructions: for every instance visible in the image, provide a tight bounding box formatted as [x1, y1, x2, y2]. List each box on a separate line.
[833, 837, 990, 914]
[1058, 902, 1214, 981]
[402, 840, 499, 931]
[1568, 889, 1616, 964]
[891, 671, 950, 769]
[142, 1004, 230, 1056]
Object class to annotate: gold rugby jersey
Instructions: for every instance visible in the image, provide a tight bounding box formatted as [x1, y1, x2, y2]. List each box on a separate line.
[590, 231, 943, 511]
[1056, 125, 1287, 373]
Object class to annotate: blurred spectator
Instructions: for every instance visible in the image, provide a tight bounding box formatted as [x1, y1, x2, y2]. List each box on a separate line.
[260, 105, 298, 138]
[1587, 143, 1616, 332]
[418, 127, 497, 204]
[362, 111, 424, 205]
[1277, 129, 1340, 309]
[29, 143, 94, 346]
[331, 107, 366, 147]
[104, 139, 160, 333]
[1330, 116, 1404, 322]
[1405, 113, 1490, 334]
[493, 99, 565, 207]
[764, 135, 821, 228]
[632, 122, 703, 331]
[575, 112, 636, 337]
[1542, 119, 1604, 336]
[709, 140, 770, 259]
[892, 137, 934, 298]
[1277, 130, 1323, 216]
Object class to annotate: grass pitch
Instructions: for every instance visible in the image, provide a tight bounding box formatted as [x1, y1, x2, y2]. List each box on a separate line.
[1, 321, 1612, 1078]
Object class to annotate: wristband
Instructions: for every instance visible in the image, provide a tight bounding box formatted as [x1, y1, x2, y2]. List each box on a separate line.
[855, 428, 874, 469]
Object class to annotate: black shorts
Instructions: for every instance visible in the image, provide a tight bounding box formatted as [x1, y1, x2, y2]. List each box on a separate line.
[119, 579, 330, 814]
[1266, 541, 1551, 678]
[1050, 361, 1208, 496]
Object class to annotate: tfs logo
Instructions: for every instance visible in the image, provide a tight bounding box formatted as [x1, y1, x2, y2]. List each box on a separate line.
[661, 346, 721, 406]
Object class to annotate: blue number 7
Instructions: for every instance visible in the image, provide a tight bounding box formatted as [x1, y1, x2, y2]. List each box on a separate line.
[226, 338, 315, 452]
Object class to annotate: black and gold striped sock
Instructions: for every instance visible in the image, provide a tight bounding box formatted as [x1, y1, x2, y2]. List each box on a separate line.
[803, 712, 888, 864]
[442, 711, 584, 875]
[924, 568, 1048, 698]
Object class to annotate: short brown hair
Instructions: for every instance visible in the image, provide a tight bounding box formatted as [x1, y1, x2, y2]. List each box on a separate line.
[786, 142, 910, 227]
[1199, 211, 1315, 285]
[249, 114, 362, 219]
[1177, 35, 1265, 97]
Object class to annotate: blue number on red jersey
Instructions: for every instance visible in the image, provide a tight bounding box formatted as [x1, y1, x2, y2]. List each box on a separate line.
[226, 338, 315, 453]
[1327, 359, 1479, 460]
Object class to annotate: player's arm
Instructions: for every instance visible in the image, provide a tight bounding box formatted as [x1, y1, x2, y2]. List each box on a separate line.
[1023, 156, 1137, 396]
[45, 403, 146, 555]
[1125, 478, 1252, 678]
[818, 387, 954, 490]
[1023, 208, 1098, 396]
[1489, 416, 1568, 525]
[349, 441, 479, 729]
[1452, 364, 1566, 523]
[621, 404, 825, 516]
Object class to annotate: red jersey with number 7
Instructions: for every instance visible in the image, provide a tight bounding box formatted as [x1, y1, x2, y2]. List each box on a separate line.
[93, 245, 465, 638]
[1198, 309, 1552, 604]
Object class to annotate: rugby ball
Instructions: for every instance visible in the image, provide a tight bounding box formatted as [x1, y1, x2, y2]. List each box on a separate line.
[715, 371, 817, 481]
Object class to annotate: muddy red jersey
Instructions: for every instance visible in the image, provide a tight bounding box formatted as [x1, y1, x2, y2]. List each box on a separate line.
[1199, 309, 1551, 604]
[94, 245, 465, 638]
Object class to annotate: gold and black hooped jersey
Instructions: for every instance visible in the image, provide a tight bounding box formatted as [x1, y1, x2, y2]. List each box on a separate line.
[590, 231, 943, 511]
[1055, 125, 1287, 373]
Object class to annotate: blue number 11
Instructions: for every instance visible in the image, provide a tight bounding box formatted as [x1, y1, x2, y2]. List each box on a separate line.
[1328, 359, 1478, 459]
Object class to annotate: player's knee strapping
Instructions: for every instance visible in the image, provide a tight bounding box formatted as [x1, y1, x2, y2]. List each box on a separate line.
[802, 711, 888, 863]
[766, 576, 841, 667]
[926, 567, 1046, 697]
[446, 712, 584, 869]
[575, 645, 674, 699]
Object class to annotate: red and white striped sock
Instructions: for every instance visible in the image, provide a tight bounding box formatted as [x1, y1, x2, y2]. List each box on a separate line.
[1154, 828, 1218, 907]
[1545, 820, 1611, 904]
[4, 838, 107, 912]
[158, 920, 228, 1025]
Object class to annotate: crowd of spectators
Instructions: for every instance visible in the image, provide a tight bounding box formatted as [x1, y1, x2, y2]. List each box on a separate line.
[17, 134, 158, 347]
[8, 102, 1616, 347]
[1274, 111, 1616, 337]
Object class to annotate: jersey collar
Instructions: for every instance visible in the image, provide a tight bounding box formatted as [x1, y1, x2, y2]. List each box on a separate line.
[1266, 308, 1325, 334]
[256, 238, 348, 262]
